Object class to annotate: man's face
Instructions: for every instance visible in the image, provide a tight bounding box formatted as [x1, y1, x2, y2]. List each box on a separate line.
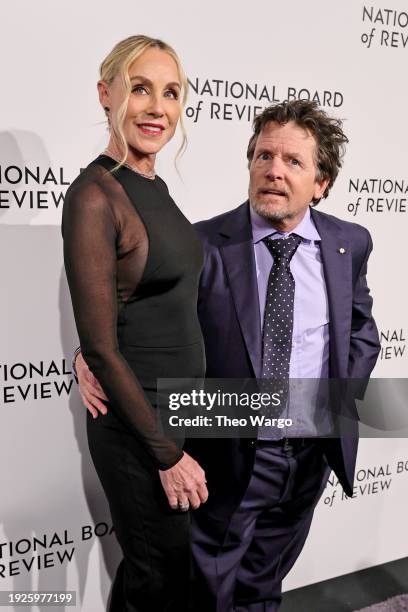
[249, 121, 329, 230]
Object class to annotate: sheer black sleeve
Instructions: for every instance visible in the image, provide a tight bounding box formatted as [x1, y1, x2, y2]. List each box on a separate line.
[62, 176, 183, 470]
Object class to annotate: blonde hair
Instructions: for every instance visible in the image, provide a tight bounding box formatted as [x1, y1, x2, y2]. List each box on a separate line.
[99, 35, 188, 167]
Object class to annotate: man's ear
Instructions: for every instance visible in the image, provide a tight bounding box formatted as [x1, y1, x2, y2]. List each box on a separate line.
[314, 176, 330, 201]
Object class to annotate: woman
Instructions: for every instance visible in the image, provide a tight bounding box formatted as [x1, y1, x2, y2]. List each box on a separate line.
[62, 35, 208, 611]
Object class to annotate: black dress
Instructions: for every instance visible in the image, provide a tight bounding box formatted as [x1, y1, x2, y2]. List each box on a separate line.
[62, 155, 205, 611]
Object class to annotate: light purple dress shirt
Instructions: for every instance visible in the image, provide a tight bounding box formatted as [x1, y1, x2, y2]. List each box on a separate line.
[250, 205, 332, 437]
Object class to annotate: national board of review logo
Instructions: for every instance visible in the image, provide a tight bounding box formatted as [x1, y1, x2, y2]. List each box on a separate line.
[0, 359, 73, 403]
[0, 165, 71, 210]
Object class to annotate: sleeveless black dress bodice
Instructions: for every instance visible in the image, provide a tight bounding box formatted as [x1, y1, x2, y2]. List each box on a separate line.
[62, 155, 205, 469]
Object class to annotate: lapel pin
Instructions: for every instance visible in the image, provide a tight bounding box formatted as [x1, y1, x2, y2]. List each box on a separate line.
[339, 247, 346, 254]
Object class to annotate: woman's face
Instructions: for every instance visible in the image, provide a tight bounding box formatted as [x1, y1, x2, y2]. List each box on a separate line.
[99, 48, 182, 159]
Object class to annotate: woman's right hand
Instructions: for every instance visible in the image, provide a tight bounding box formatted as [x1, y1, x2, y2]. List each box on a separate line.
[159, 452, 208, 511]
[76, 352, 109, 418]
[76, 353, 208, 508]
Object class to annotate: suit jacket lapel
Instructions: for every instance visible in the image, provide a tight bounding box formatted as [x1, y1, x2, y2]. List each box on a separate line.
[215, 204, 353, 379]
[311, 208, 352, 377]
[218, 202, 263, 378]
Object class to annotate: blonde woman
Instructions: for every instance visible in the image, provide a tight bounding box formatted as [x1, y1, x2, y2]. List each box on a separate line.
[62, 36, 208, 611]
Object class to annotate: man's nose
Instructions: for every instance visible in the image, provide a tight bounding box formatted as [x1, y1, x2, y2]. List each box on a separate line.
[265, 156, 284, 180]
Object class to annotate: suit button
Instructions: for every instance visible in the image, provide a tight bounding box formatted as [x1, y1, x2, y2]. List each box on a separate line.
[249, 440, 256, 448]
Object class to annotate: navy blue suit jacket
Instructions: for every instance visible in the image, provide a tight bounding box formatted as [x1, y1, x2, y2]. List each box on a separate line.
[186, 201, 380, 533]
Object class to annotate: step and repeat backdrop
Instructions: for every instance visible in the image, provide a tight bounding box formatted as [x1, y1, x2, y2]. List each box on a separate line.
[1, 0, 408, 609]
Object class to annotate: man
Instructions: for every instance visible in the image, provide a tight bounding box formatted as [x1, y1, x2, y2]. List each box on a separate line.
[76, 100, 380, 611]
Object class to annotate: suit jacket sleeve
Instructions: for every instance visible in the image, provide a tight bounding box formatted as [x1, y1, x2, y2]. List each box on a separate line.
[348, 229, 380, 397]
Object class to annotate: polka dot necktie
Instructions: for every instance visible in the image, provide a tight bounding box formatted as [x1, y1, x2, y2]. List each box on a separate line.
[258, 234, 302, 437]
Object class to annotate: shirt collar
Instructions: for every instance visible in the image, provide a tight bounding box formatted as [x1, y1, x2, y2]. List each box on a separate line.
[250, 204, 321, 244]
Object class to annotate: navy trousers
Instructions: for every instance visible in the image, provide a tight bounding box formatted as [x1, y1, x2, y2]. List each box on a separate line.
[192, 440, 330, 612]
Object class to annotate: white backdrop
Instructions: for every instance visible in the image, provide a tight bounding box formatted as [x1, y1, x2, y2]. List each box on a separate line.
[1, 0, 408, 609]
